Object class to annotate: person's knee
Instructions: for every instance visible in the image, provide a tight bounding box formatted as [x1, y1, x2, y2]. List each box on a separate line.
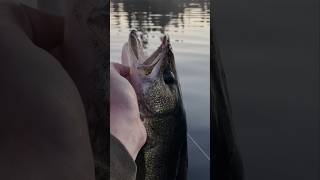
[0, 53, 95, 179]
[0, 53, 88, 146]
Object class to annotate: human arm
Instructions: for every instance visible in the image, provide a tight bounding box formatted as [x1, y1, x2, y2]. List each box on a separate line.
[110, 63, 147, 180]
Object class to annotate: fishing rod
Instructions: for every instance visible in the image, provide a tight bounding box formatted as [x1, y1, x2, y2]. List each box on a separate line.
[187, 133, 210, 161]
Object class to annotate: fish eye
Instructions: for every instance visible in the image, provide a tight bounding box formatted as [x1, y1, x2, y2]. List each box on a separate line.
[163, 68, 176, 84]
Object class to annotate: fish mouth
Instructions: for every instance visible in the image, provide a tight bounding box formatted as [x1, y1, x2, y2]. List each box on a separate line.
[128, 30, 171, 78]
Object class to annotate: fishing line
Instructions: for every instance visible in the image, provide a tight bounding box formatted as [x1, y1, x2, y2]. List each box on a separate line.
[187, 133, 210, 161]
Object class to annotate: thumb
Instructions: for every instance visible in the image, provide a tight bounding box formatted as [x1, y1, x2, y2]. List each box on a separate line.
[110, 62, 130, 77]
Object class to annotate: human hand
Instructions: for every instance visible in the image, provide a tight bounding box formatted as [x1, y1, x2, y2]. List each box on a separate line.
[110, 62, 147, 160]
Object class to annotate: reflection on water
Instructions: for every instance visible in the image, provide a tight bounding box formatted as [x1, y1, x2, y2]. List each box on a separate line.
[111, 0, 209, 33]
[110, 0, 210, 179]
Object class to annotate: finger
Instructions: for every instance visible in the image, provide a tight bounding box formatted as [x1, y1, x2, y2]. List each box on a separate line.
[21, 4, 64, 51]
[111, 62, 130, 77]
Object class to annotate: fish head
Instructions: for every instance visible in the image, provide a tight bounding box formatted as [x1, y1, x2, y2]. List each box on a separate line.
[122, 30, 182, 117]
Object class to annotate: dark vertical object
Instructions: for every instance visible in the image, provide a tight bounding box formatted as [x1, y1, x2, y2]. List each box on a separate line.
[85, 1, 110, 179]
[211, 2, 244, 180]
[37, 0, 62, 15]
[107, 1, 111, 179]
[65, 0, 109, 179]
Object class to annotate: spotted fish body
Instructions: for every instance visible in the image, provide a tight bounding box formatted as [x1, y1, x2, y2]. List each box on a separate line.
[121, 30, 188, 180]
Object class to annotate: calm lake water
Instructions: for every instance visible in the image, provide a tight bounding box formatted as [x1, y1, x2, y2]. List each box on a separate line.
[110, 0, 210, 179]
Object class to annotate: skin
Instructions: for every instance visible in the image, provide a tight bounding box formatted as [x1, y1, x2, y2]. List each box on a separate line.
[110, 63, 147, 160]
[0, 0, 146, 179]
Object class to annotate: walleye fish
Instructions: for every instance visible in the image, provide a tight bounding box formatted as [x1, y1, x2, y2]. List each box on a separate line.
[121, 30, 188, 180]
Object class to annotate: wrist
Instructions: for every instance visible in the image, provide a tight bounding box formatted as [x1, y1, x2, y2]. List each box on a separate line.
[110, 117, 146, 160]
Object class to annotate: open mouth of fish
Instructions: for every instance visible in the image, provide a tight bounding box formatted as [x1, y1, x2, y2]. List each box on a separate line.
[122, 30, 178, 116]
[122, 30, 174, 81]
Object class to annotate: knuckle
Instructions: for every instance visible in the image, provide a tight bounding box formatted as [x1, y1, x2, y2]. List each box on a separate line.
[139, 122, 147, 143]
[142, 127, 147, 143]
